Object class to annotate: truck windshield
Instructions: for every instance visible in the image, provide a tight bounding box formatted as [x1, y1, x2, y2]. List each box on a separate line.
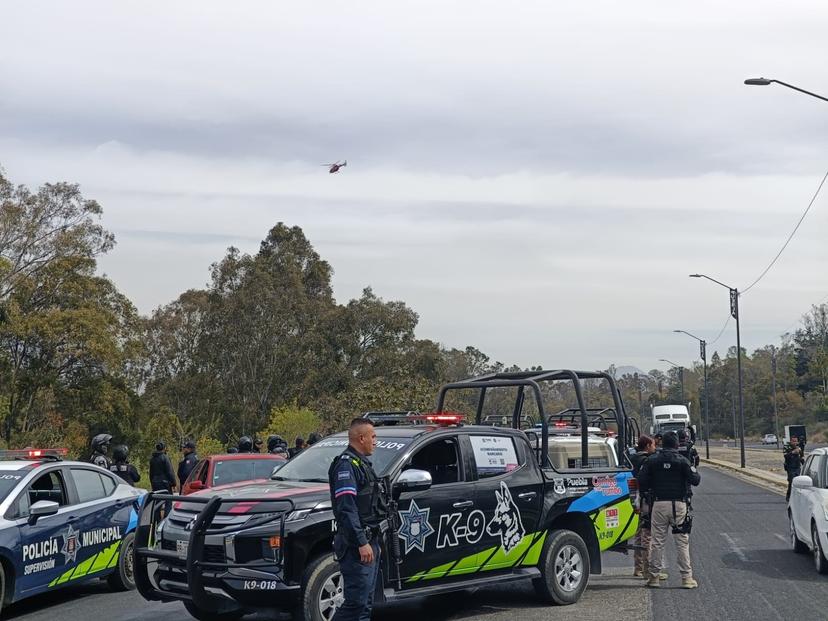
[212, 458, 283, 487]
[273, 437, 411, 481]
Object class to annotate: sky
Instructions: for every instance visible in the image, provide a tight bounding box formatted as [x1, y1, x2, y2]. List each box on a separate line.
[2, 1, 827, 372]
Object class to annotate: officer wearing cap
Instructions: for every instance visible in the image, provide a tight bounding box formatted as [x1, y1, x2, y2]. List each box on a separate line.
[638, 431, 701, 589]
[178, 440, 198, 492]
[328, 417, 388, 621]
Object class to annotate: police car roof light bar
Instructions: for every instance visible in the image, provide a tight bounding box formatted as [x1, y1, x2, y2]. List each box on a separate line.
[421, 412, 465, 426]
[0, 448, 69, 461]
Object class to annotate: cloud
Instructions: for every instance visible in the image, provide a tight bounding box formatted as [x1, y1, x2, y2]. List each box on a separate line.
[2, 0, 827, 369]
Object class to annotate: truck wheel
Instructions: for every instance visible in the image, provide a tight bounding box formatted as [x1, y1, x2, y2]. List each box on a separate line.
[533, 529, 590, 605]
[790, 513, 808, 553]
[300, 553, 344, 621]
[107, 532, 136, 591]
[183, 601, 244, 621]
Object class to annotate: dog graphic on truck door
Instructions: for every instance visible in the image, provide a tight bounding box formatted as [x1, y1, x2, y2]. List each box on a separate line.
[487, 481, 525, 553]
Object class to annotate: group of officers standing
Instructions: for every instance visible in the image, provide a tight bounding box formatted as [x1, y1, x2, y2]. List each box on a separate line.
[631, 429, 701, 589]
[87, 430, 322, 493]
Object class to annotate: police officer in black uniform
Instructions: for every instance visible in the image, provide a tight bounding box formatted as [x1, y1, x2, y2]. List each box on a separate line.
[90, 433, 113, 469]
[784, 436, 804, 501]
[328, 417, 387, 621]
[638, 431, 701, 589]
[237, 436, 254, 454]
[109, 445, 140, 486]
[178, 440, 198, 492]
[267, 434, 288, 455]
[149, 441, 176, 493]
[677, 429, 699, 468]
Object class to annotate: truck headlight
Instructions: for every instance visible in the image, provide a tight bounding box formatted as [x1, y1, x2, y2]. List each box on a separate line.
[286, 509, 312, 522]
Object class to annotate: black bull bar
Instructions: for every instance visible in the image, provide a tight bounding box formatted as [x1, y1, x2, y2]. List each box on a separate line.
[134, 492, 295, 612]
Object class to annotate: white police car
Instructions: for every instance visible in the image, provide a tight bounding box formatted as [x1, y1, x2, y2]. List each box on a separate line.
[0, 449, 145, 613]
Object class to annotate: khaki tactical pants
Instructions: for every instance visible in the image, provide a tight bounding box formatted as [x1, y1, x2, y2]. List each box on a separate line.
[634, 498, 664, 574]
[648, 500, 692, 579]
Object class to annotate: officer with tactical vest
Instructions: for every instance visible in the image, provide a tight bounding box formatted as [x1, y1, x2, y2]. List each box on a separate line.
[328, 417, 388, 621]
[638, 431, 701, 589]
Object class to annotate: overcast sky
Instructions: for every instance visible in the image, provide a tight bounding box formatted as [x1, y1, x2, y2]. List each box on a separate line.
[2, 1, 827, 372]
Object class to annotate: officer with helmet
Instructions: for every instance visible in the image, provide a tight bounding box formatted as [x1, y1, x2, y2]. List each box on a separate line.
[267, 434, 288, 455]
[90, 433, 113, 469]
[237, 436, 254, 453]
[110, 445, 140, 485]
[638, 431, 701, 589]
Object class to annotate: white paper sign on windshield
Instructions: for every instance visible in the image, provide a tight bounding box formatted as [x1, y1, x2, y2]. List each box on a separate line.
[470, 436, 518, 476]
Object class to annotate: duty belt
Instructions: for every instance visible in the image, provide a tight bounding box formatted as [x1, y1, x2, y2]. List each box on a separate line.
[364, 519, 390, 541]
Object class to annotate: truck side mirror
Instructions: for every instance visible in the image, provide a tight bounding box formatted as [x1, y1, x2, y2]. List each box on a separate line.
[792, 475, 813, 490]
[393, 469, 432, 498]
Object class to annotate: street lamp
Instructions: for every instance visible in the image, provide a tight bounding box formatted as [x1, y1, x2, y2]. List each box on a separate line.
[690, 273, 745, 468]
[674, 330, 710, 460]
[658, 358, 684, 404]
[744, 77, 828, 103]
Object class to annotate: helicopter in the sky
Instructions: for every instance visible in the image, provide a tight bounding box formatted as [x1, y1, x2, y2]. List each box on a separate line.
[323, 160, 347, 174]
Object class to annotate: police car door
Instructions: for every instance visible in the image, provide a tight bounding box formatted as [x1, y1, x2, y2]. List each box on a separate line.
[396, 435, 475, 583]
[467, 433, 542, 571]
[53, 467, 127, 587]
[12, 467, 78, 597]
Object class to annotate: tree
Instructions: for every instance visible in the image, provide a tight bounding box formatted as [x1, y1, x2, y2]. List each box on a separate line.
[0, 254, 139, 443]
[260, 402, 321, 446]
[0, 171, 113, 300]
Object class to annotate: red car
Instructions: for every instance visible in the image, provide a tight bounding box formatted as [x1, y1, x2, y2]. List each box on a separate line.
[181, 453, 287, 495]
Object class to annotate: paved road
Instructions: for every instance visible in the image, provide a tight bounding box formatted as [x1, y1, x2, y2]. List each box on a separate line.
[5, 467, 828, 620]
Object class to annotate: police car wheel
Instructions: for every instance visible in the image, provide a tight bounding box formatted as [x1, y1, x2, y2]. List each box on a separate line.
[790, 512, 808, 554]
[811, 522, 828, 575]
[183, 601, 244, 621]
[533, 529, 590, 605]
[300, 553, 343, 621]
[107, 532, 136, 592]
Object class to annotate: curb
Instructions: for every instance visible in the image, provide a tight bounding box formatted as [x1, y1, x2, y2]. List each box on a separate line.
[700, 457, 787, 496]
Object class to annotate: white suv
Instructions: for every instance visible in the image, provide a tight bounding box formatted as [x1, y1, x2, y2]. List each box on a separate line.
[789, 447, 828, 574]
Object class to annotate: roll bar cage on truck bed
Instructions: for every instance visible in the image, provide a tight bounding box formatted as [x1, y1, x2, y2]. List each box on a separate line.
[436, 369, 638, 466]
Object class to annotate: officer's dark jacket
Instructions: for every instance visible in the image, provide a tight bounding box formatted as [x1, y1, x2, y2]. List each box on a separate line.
[149, 451, 176, 491]
[178, 452, 198, 486]
[629, 451, 650, 478]
[678, 443, 699, 467]
[328, 446, 384, 547]
[91, 451, 110, 469]
[638, 448, 700, 501]
[110, 462, 140, 485]
[784, 445, 803, 472]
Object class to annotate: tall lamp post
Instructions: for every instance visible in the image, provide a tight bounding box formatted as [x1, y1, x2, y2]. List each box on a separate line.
[745, 77, 828, 103]
[674, 330, 710, 459]
[690, 273, 745, 468]
[658, 358, 685, 403]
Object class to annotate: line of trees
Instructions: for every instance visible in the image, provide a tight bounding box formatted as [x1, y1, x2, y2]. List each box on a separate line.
[1, 170, 826, 476]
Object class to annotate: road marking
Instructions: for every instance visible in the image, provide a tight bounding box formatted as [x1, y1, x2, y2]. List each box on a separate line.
[721, 532, 749, 562]
[773, 533, 788, 544]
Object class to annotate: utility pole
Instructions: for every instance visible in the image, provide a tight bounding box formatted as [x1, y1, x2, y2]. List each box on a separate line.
[771, 347, 780, 448]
